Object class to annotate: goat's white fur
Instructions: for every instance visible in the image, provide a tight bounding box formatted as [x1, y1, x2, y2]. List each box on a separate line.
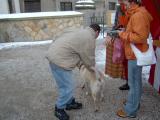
[79, 65, 107, 111]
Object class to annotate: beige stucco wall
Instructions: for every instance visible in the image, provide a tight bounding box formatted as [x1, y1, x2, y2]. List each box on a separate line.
[0, 11, 83, 43]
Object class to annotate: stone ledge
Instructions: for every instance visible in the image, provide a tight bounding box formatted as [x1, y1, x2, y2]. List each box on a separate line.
[0, 11, 83, 21]
[0, 11, 84, 42]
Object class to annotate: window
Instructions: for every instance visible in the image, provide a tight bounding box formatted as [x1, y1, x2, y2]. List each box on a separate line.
[109, 2, 116, 10]
[24, 0, 41, 12]
[60, 2, 72, 11]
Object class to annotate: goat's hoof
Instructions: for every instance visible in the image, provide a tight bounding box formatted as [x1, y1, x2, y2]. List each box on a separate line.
[94, 109, 99, 112]
[81, 85, 85, 89]
[100, 97, 104, 102]
[81, 86, 85, 89]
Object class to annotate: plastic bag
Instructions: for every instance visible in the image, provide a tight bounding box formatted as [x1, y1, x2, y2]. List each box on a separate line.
[112, 38, 125, 63]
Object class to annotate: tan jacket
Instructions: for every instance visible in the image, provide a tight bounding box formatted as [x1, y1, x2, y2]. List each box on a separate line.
[119, 5, 153, 60]
[46, 27, 96, 70]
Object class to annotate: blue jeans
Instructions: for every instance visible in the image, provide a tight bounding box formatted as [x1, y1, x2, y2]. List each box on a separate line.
[124, 60, 142, 116]
[49, 62, 75, 109]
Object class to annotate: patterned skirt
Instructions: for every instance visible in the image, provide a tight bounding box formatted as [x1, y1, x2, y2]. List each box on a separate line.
[105, 42, 126, 79]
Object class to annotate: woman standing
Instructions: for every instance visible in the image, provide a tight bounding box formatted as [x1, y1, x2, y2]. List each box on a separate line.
[116, 0, 153, 118]
[105, 0, 129, 90]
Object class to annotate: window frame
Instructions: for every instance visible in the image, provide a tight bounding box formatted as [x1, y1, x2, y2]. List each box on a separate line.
[60, 2, 72, 11]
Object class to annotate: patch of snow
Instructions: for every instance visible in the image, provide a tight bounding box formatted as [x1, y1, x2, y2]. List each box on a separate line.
[0, 40, 52, 50]
[0, 33, 104, 50]
[76, 0, 95, 4]
[75, 5, 95, 7]
[0, 11, 83, 20]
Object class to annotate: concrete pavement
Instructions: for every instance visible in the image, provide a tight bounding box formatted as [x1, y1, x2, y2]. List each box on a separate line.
[0, 38, 160, 120]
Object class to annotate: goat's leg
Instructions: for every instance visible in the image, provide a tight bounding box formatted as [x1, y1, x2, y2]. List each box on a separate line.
[85, 82, 92, 96]
[81, 83, 85, 89]
[100, 89, 104, 102]
[101, 82, 106, 101]
[92, 92, 99, 112]
[80, 78, 86, 89]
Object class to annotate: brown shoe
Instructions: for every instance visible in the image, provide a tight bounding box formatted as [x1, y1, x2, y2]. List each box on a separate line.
[121, 100, 140, 110]
[122, 99, 127, 105]
[116, 109, 136, 118]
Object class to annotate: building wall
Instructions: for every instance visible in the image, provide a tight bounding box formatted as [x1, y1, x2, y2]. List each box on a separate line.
[39, 0, 117, 26]
[0, 0, 9, 14]
[95, 0, 105, 16]
[0, 0, 117, 28]
[105, 0, 117, 26]
[41, 0, 56, 12]
[41, 0, 76, 12]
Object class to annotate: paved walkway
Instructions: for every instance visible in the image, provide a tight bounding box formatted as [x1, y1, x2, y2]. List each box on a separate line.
[0, 37, 160, 120]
